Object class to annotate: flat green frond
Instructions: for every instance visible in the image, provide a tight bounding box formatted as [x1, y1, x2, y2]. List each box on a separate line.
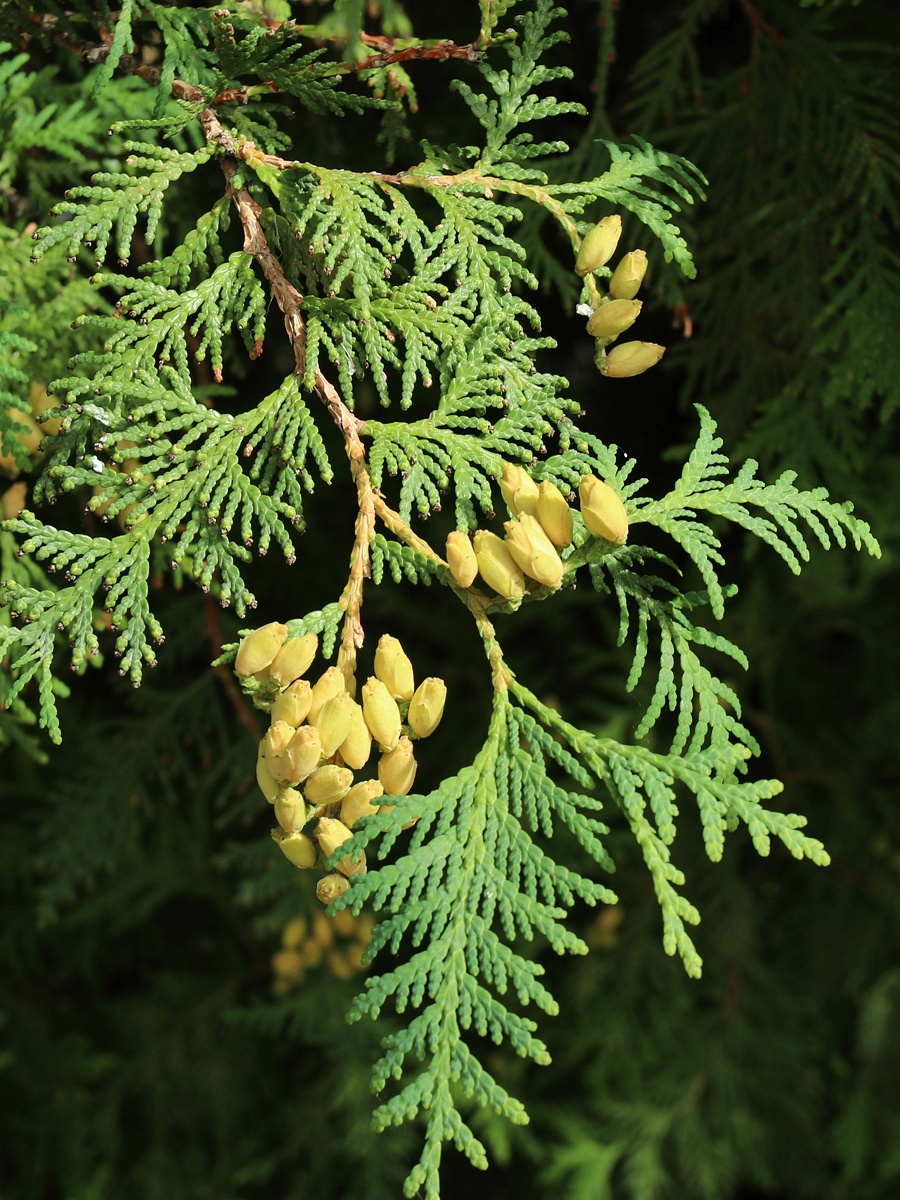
[635, 406, 881, 615]
[512, 681, 830, 980]
[336, 691, 616, 1194]
[464, 0, 585, 171]
[31, 142, 214, 268]
[89, 0, 136, 99]
[214, 10, 391, 115]
[371, 536, 445, 587]
[560, 137, 707, 279]
[592, 553, 754, 758]
[86, 252, 267, 383]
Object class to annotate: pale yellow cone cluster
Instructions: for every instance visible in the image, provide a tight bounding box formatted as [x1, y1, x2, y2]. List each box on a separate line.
[574, 215, 665, 379]
[445, 467, 574, 601]
[270, 909, 375, 992]
[444, 464, 630, 599]
[234, 627, 448, 895]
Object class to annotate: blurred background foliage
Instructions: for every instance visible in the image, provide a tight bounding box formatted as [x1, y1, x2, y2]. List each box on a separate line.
[1, 0, 898, 1197]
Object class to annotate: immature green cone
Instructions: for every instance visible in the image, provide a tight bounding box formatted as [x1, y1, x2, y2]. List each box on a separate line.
[282, 725, 322, 784]
[499, 462, 540, 518]
[256, 748, 280, 804]
[316, 816, 366, 877]
[446, 530, 478, 588]
[338, 700, 372, 770]
[315, 692, 357, 758]
[608, 250, 648, 300]
[374, 634, 415, 701]
[316, 873, 350, 904]
[586, 298, 643, 340]
[579, 475, 629, 544]
[503, 514, 566, 589]
[268, 632, 318, 689]
[274, 787, 306, 834]
[407, 677, 447, 739]
[271, 679, 313, 727]
[600, 340, 665, 378]
[304, 764, 354, 807]
[378, 735, 417, 796]
[535, 480, 573, 548]
[340, 778, 385, 827]
[361, 677, 402, 751]
[574, 214, 622, 277]
[274, 829, 317, 869]
[473, 530, 526, 601]
[235, 622, 287, 677]
[307, 666, 345, 725]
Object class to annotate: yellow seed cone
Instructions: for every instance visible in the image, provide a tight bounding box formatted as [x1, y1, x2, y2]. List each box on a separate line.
[235, 622, 287, 677]
[579, 475, 629, 544]
[274, 828, 317, 869]
[340, 778, 385, 827]
[315, 692, 357, 758]
[499, 462, 540, 518]
[586, 297, 643, 340]
[271, 679, 313, 727]
[361, 677, 402, 751]
[316, 873, 350, 904]
[503, 515, 565, 589]
[535, 480, 573, 548]
[305, 764, 354, 807]
[281, 725, 322, 784]
[378, 735, 417, 796]
[407, 677, 447, 739]
[446, 530, 479, 587]
[269, 632, 318, 688]
[599, 340, 665, 378]
[338, 700, 372, 770]
[574, 215, 623, 277]
[307, 666, 346, 725]
[316, 816, 366, 877]
[608, 250, 648, 300]
[256, 747, 281, 804]
[473, 530, 526, 601]
[374, 634, 415, 701]
[274, 787, 307, 833]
